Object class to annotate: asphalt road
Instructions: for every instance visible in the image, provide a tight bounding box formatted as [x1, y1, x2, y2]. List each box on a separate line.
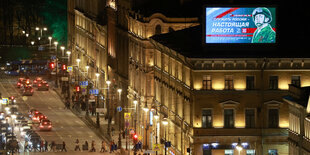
[0, 74, 121, 154]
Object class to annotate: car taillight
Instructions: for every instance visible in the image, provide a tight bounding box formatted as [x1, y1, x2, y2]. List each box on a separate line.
[46, 84, 49, 86]
[44, 122, 47, 124]
[31, 89, 33, 92]
[38, 84, 41, 86]
[34, 80, 37, 83]
[48, 125, 52, 128]
[17, 82, 20, 85]
[40, 125, 44, 128]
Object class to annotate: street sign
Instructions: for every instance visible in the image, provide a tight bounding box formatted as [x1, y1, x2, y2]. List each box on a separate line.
[2, 98, 8, 105]
[124, 113, 131, 119]
[116, 106, 122, 112]
[79, 81, 88, 87]
[51, 55, 57, 60]
[153, 144, 161, 151]
[67, 66, 73, 72]
[89, 89, 99, 95]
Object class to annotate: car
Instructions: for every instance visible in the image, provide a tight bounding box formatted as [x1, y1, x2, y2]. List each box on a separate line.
[33, 77, 43, 87]
[39, 119, 52, 131]
[28, 109, 39, 117]
[32, 112, 47, 123]
[21, 86, 34, 96]
[37, 81, 49, 91]
[16, 78, 24, 88]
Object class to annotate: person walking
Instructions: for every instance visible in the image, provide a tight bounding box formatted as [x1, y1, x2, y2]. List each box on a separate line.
[61, 141, 67, 152]
[110, 141, 114, 153]
[44, 140, 48, 152]
[40, 140, 44, 152]
[24, 141, 28, 152]
[51, 141, 56, 152]
[84, 141, 88, 151]
[90, 140, 96, 152]
[100, 141, 106, 152]
[75, 139, 81, 151]
[65, 98, 70, 109]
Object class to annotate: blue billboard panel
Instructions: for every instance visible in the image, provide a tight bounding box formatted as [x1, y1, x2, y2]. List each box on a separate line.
[205, 7, 276, 43]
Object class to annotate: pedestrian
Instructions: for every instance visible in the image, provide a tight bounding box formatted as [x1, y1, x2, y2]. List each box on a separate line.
[75, 139, 81, 151]
[51, 141, 56, 152]
[62, 141, 67, 152]
[110, 141, 114, 153]
[90, 140, 96, 152]
[100, 141, 106, 152]
[24, 141, 28, 152]
[111, 127, 115, 136]
[84, 141, 88, 151]
[45, 140, 48, 152]
[66, 98, 70, 109]
[40, 140, 44, 152]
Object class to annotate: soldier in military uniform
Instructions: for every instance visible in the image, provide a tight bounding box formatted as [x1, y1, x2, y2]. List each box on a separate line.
[251, 7, 276, 43]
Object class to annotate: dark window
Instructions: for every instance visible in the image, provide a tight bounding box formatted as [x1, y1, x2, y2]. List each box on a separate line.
[168, 27, 174, 33]
[291, 76, 301, 87]
[224, 109, 234, 128]
[269, 76, 278, 90]
[202, 75, 212, 90]
[155, 25, 161, 35]
[225, 75, 234, 90]
[268, 109, 279, 128]
[245, 109, 255, 128]
[202, 110, 212, 128]
[246, 76, 255, 90]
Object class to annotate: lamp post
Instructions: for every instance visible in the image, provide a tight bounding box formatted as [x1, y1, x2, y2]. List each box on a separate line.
[152, 110, 159, 155]
[36, 27, 47, 37]
[76, 58, 81, 83]
[235, 138, 243, 155]
[143, 105, 149, 150]
[162, 117, 168, 155]
[54, 41, 59, 88]
[117, 88, 122, 149]
[60, 46, 65, 58]
[48, 36, 52, 53]
[95, 73, 100, 127]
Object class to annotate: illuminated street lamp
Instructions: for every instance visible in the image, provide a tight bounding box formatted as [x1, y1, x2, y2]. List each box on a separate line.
[48, 36, 52, 51]
[162, 117, 168, 155]
[31, 41, 35, 45]
[235, 138, 243, 155]
[36, 27, 47, 37]
[60, 46, 65, 57]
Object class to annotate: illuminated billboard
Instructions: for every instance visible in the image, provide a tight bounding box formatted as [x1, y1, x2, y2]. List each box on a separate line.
[205, 7, 276, 43]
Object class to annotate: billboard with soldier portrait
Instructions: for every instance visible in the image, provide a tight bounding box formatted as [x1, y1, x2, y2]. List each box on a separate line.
[205, 7, 276, 43]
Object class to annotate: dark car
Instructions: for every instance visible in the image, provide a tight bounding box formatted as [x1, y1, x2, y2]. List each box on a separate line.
[32, 112, 47, 123]
[21, 86, 34, 96]
[39, 119, 52, 131]
[37, 81, 49, 91]
[33, 77, 43, 87]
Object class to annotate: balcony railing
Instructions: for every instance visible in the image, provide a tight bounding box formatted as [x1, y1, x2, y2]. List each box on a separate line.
[193, 128, 288, 137]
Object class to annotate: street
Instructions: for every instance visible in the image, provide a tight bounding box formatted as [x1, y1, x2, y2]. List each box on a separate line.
[0, 74, 121, 154]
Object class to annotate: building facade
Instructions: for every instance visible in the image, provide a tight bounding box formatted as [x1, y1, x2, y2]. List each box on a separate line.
[284, 85, 310, 155]
[149, 25, 310, 155]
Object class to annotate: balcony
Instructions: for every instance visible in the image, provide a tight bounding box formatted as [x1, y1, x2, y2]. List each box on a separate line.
[193, 128, 288, 137]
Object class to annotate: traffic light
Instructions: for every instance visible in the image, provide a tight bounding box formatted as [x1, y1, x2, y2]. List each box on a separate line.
[75, 86, 81, 92]
[133, 134, 138, 144]
[62, 64, 67, 71]
[49, 62, 55, 69]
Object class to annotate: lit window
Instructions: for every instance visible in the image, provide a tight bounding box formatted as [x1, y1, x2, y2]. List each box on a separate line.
[203, 75, 212, 90]
[202, 109, 212, 128]
[225, 75, 234, 90]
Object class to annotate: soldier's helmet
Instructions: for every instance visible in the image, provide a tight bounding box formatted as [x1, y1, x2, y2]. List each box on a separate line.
[252, 7, 272, 23]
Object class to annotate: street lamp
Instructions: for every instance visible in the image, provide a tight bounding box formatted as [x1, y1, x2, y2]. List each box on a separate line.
[235, 138, 243, 155]
[60, 46, 65, 57]
[48, 36, 52, 52]
[76, 58, 81, 83]
[31, 41, 35, 45]
[36, 27, 47, 37]
[162, 117, 168, 155]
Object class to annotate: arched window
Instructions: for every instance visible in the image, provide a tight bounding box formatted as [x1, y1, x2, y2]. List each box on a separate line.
[155, 25, 161, 35]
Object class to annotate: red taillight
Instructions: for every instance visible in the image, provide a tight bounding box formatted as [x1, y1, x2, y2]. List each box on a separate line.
[46, 84, 49, 86]
[48, 125, 52, 128]
[31, 89, 33, 92]
[44, 122, 47, 124]
[40, 125, 44, 128]
[35, 111, 39, 114]
[34, 80, 37, 83]
[17, 82, 20, 85]
[38, 84, 41, 87]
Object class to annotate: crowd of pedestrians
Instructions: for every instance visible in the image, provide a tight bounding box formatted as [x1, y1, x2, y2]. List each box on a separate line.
[23, 138, 118, 153]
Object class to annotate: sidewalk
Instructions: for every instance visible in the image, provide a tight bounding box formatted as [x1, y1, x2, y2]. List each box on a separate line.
[51, 82, 134, 154]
